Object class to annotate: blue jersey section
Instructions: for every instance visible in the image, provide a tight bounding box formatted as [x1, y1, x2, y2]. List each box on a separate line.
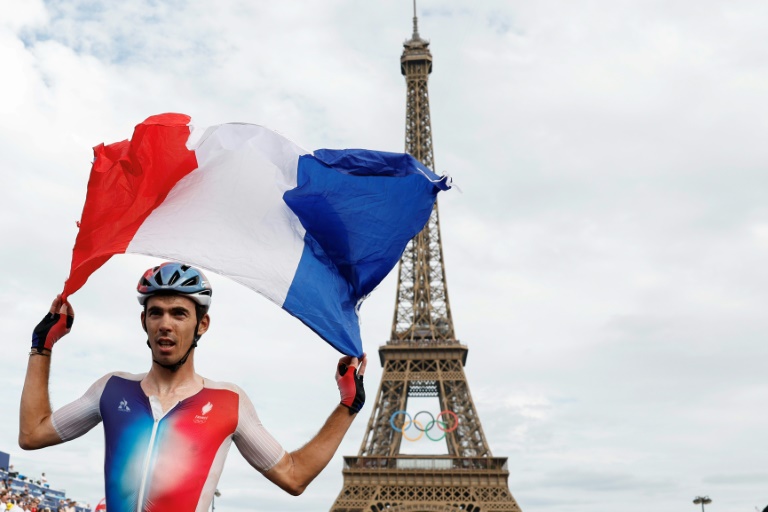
[100, 377, 154, 512]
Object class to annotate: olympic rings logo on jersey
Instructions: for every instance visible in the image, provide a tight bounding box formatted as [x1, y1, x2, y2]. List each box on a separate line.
[389, 410, 459, 442]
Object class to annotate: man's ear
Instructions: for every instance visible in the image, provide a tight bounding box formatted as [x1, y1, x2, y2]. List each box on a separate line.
[197, 313, 210, 336]
[140, 310, 147, 332]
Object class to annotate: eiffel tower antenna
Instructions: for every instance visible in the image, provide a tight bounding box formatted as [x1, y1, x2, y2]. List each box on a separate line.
[329, 5, 522, 511]
[411, 0, 420, 39]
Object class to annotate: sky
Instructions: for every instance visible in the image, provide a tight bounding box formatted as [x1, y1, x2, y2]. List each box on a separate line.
[2, 0, 768, 511]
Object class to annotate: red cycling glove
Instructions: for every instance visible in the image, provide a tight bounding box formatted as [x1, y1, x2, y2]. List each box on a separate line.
[336, 360, 365, 414]
[31, 298, 74, 353]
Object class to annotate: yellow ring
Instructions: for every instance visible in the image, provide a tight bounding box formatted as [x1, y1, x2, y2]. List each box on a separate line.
[402, 420, 424, 441]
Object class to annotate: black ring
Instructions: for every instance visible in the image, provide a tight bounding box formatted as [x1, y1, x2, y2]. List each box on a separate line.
[412, 410, 435, 432]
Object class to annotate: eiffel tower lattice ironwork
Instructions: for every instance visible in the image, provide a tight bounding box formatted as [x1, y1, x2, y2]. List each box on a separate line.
[329, 6, 521, 512]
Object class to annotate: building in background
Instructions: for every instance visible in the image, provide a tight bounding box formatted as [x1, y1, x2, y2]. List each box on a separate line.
[329, 6, 522, 511]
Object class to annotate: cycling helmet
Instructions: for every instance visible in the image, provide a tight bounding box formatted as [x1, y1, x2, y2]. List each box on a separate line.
[137, 262, 212, 311]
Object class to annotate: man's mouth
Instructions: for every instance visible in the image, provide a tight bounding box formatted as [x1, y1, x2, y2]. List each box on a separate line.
[157, 338, 176, 348]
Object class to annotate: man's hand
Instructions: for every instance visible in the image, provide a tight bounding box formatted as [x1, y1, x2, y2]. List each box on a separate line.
[31, 295, 74, 354]
[336, 354, 367, 414]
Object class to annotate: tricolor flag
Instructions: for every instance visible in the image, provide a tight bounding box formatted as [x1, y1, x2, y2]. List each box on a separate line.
[62, 113, 449, 357]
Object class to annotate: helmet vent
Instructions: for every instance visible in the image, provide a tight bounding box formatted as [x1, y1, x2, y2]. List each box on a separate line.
[181, 276, 199, 286]
[168, 271, 181, 286]
[154, 273, 164, 286]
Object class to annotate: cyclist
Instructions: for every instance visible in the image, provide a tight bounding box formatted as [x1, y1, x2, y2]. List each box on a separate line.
[19, 262, 366, 512]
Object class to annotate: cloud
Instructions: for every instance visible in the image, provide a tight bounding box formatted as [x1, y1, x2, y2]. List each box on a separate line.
[703, 473, 768, 486]
[532, 467, 679, 493]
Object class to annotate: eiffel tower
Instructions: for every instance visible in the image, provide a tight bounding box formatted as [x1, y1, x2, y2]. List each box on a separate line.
[329, 5, 522, 512]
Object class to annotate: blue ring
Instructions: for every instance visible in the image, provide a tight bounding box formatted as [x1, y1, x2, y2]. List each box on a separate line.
[389, 410, 411, 433]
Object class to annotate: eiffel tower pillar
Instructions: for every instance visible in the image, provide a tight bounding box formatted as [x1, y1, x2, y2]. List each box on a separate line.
[329, 5, 521, 512]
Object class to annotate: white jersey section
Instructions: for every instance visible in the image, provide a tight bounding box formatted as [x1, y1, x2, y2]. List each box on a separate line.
[126, 122, 309, 308]
[204, 379, 285, 473]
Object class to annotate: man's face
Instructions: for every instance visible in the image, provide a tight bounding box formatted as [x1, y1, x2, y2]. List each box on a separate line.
[141, 295, 209, 365]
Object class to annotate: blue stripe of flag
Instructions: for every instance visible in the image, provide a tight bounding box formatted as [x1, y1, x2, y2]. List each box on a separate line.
[282, 149, 450, 356]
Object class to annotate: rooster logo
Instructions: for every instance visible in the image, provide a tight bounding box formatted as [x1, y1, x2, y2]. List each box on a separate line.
[202, 402, 213, 416]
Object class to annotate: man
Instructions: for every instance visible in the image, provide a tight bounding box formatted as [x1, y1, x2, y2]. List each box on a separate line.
[19, 262, 366, 511]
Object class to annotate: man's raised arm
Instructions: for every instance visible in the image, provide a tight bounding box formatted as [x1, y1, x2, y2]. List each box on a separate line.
[235, 354, 367, 496]
[265, 354, 367, 496]
[19, 295, 73, 450]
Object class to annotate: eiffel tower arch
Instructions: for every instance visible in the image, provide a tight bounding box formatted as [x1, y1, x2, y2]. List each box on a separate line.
[329, 5, 521, 512]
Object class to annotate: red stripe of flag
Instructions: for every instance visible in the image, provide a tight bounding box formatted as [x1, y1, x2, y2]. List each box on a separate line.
[63, 113, 198, 299]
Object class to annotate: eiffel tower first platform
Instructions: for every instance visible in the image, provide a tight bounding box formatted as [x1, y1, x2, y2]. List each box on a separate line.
[329, 6, 522, 512]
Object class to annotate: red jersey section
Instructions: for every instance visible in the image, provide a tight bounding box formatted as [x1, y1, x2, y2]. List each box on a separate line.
[144, 388, 239, 511]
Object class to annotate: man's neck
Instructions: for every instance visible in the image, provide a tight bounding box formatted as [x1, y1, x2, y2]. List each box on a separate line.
[142, 362, 203, 397]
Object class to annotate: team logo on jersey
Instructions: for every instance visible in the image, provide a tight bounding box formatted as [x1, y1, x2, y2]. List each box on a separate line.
[194, 402, 214, 424]
[118, 398, 131, 412]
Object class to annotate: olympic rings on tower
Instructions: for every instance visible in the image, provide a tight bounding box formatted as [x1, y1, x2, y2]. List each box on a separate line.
[389, 410, 459, 441]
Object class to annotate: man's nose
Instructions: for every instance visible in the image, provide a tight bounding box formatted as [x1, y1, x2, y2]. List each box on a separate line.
[157, 313, 173, 331]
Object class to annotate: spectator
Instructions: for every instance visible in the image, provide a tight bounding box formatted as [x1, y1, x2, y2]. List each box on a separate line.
[7, 495, 24, 512]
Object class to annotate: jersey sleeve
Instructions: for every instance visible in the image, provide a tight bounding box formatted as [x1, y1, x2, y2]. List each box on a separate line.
[232, 386, 285, 473]
[51, 373, 112, 442]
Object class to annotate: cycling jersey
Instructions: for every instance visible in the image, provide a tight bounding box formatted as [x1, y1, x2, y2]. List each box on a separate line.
[51, 372, 285, 512]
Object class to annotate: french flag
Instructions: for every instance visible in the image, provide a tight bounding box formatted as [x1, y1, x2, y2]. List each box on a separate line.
[62, 113, 450, 357]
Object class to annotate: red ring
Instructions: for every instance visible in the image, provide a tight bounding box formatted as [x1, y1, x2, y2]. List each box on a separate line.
[437, 410, 459, 433]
